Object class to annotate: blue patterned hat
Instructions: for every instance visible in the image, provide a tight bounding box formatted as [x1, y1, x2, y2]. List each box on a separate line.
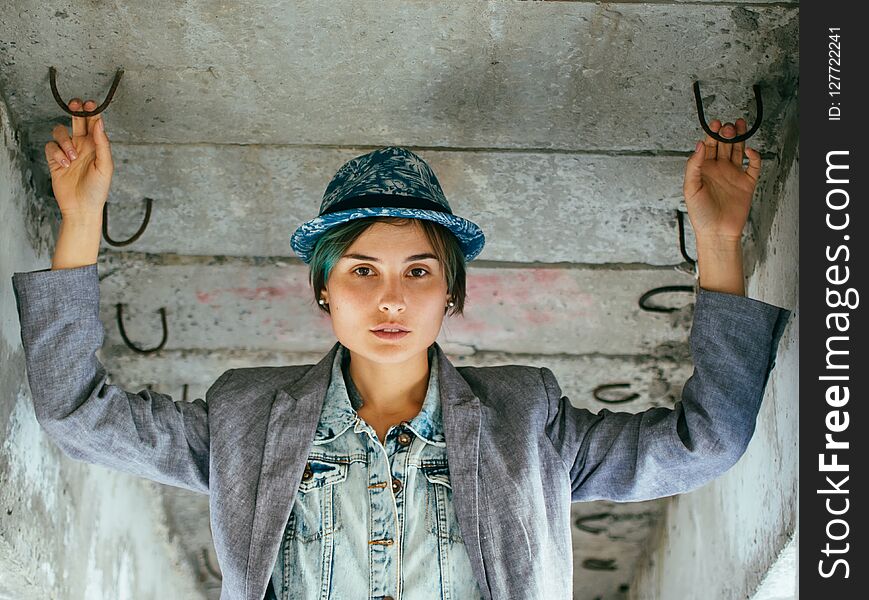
[290, 146, 486, 263]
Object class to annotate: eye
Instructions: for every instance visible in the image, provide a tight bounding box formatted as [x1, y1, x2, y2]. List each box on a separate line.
[352, 266, 373, 277]
[409, 267, 429, 278]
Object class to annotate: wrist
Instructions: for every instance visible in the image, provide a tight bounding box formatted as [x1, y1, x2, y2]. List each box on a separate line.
[696, 235, 742, 253]
[61, 211, 103, 227]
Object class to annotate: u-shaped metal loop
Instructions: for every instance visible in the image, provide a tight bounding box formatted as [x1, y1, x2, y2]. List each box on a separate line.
[676, 210, 696, 267]
[116, 303, 168, 354]
[574, 513, 613, 535]
[582, 558, 618, 571]
[593, 383, 640, 404]
[693, 81, 763, 143]
[49, 66, 124, 117]
[201, 547, 223, 581]
[639, 285, 695, 313]
[103, 198, 152, 246]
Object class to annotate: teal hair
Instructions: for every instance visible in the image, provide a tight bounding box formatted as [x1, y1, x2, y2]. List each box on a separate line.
[308, 216, 467, 317]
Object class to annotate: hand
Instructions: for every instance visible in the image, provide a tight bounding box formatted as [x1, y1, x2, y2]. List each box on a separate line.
[44, 98, 114, 218]
[682, 118, 761, 244]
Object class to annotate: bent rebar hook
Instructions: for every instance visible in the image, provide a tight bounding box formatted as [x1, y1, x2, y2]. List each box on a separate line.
[103, 198, 153, 246]
[116, 303, 168, 354]
[49, 66, 124, 117]
[638, 285, 695, 313]
[693, 80, 763, 144]
[676, 210, 696, 267]
[593, 383, 640, 404]
[574, 513, 613, 535]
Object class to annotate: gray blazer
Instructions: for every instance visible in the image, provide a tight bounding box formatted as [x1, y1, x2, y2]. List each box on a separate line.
[12, 264, 791, 600]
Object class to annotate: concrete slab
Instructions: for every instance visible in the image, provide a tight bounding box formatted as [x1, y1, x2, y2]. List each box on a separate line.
[95, 253, 697, 356]
[2, 2, 797, 153]
[27, 145, 784, 265]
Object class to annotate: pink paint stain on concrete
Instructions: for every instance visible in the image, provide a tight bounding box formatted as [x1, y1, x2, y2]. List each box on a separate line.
[195, 280, 310, 304]
[466, 268, 597, 325]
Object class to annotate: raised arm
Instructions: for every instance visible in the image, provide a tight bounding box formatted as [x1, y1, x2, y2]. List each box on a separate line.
[543, 116, 791, 502]
[11, 98, 230, 494]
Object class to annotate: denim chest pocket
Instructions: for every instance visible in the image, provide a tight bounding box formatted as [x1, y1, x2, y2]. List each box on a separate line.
[421, 461, 464, 544]
[286, 456, 349, 543]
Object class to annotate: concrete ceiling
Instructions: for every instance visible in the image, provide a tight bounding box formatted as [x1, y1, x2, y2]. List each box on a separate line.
[0, 1, 798, 599]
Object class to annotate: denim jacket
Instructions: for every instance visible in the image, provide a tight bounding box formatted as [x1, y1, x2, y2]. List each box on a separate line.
[270, 343, 482, 599]
[12, 264, 791, 599]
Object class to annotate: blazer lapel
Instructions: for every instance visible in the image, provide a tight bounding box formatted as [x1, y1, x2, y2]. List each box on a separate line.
[435, 343, 493, 600]
[244, 341, 340, 600]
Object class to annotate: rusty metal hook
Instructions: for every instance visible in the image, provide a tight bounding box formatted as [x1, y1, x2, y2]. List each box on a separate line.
[49, 66, 124, 117]
[102, 198, 152, 246]
[638, 285, 695, 313]
[574, 513, 613, 535]
[593, 383, 640, 404]
[676, 210, 696, 267]
[200, 547, 223, 581]
[693, 81, 763, 144]
[116, 303, 168, 354]
[582, 558, 618, 571]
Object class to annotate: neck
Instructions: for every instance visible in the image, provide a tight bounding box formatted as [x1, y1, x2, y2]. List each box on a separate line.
[346, 345, 432, 417]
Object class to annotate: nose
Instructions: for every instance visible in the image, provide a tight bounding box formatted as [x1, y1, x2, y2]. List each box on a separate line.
[378, 280, 406, 313]
[379, 296, 406, 312]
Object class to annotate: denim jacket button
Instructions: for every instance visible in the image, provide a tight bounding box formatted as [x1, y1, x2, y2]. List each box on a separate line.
[397, 432, 412, 446]
[301, 463, 313, 481]
[391, 477, 403, 494]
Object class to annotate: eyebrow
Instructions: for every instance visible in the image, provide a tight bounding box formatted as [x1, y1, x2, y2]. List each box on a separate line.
[339, 252, 440, 263]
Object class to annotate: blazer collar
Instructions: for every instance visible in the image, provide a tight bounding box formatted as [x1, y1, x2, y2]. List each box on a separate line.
[245, 341, 491, 600]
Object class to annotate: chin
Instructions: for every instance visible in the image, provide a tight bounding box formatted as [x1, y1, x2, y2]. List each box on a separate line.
[344, 334, 433, 364]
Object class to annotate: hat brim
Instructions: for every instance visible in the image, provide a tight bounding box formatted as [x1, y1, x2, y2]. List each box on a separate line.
[290, 207, 485, 264]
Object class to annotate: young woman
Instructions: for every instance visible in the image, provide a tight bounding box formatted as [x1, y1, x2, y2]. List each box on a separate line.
[13, 98, 790, 600]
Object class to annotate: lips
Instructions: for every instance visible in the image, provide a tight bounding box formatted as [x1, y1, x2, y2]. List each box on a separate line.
[371, 324, 410, 332]
[372, 329, 410, 340]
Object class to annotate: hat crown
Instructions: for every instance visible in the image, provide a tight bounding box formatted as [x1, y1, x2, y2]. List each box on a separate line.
[320, 146, 451, 215]
[290, 146, 485, 264]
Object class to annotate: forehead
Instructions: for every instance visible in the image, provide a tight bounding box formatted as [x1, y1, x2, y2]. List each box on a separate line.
[345, 221, 436, 257]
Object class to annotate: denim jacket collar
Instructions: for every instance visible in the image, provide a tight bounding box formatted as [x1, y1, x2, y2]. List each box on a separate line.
[313, 342, 445, 446]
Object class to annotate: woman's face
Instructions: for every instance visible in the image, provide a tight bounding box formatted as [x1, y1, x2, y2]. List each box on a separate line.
[320, 221, 450, 365]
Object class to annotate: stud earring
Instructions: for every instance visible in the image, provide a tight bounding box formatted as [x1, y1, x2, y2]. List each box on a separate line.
[447, 300, 455, 307]
[319, 298, 327, 306]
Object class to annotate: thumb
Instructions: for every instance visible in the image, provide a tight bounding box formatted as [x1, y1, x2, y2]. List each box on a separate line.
[92, 116, 113, 172]
[683, 141, 704, 198]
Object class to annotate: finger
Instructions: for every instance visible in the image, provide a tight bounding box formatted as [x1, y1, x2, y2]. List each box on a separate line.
[745, 147, 762, 183]
[79, 99, 97, 136]
[716, 122, 735, 162]
[92, 114, 113, 174]
[731, 118, 746, 167]
[52, 123, 78, 162]
[84, 99, 101, 135]
[704, 119, 721, 160]
[44, 140, 70, 170]
[69, 98, 86, 138]
[683, 141, 705, 199]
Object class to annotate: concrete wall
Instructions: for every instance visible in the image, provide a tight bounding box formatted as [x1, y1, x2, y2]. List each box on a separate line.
[629, 97, 799, 600]
[0, 92, 205, 600]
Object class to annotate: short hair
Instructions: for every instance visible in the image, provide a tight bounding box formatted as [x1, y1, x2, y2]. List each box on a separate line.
[308, 216, 467, 317]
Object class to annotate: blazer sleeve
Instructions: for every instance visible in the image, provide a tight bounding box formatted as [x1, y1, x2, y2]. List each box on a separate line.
[11, 263, 234, 495]
[542, 287, 792, 503]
